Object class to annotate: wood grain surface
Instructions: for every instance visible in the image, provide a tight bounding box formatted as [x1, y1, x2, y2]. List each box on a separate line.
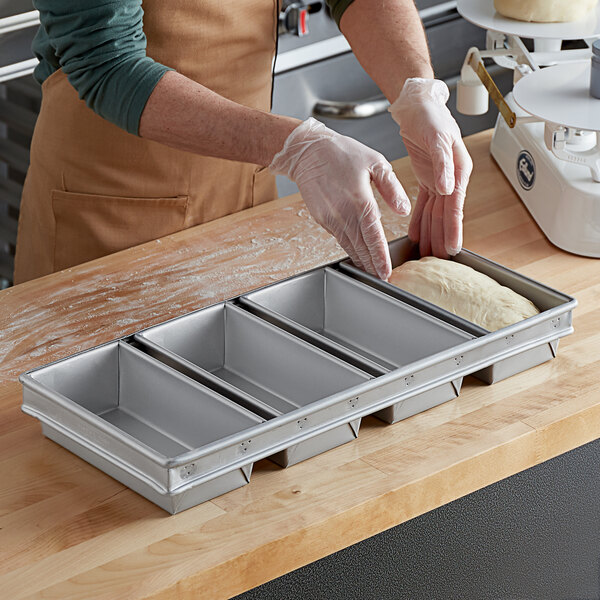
[1, 131, 599, 600]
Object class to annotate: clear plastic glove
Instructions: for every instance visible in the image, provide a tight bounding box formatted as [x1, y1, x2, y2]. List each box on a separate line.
[389, 78, 473, 257]
[269, 117, 411, 280]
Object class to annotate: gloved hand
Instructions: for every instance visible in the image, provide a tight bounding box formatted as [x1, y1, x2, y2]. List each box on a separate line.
[389, 78, 473, 258]
[269, 117, 411, 280]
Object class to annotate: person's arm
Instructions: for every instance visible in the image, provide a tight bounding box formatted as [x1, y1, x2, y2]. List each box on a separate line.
[140, 76, 411, 278]
[34, 0, 298, 164]
[138, 74, 412, 279]
[36, 0, 410, 279]
[338, 0, 473, 259]
[138, 71, 299, 167]
[338, 0, 432, 102]
[33, 0, 171, 135]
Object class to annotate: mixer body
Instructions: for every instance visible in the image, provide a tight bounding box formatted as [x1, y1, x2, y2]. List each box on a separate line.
[491, 94, 600, 258]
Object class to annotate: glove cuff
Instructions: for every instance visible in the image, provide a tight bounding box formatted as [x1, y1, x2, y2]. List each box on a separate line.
[269, 117, 335, 178]
[388, 78, 450, 123]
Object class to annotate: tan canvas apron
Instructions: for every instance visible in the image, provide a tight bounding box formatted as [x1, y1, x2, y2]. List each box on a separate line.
[13, 0, 279, 284]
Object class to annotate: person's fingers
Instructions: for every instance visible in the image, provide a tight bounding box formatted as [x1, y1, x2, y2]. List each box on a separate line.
[408, 186, 429, 244]
[431, 135, 455, 196]
[335, 193, 380, 277]
[443, 190, 465, 256]
[453, 137, 474, 185]
[353, 231, 378, 278]
[431, 194, 447, 259]
[360, 203, 392, 280]
[337, 230, 365, 271]
[321, 208, 373, 272]
[371, 163, 411, 216]
[419, 192, 434, 257]
[444, 141, 471, 255]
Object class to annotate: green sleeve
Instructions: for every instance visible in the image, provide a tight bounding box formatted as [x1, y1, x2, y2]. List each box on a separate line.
[326, 0, 357, 27]
[31, 0, 172, 136]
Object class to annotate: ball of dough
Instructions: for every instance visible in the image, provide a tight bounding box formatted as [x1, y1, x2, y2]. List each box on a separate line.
[493, 0, 598, 22]
[388, 257, 540, 332]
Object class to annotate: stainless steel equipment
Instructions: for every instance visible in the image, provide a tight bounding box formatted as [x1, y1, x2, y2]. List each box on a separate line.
[21, 239, 576, 513]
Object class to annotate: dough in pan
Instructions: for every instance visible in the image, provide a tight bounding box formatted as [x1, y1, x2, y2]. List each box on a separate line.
[493, 0, 598, 22]
[388, 257, 540, 332]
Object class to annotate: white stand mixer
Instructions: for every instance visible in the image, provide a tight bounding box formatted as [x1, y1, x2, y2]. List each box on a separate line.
[456, 0, 600, 258]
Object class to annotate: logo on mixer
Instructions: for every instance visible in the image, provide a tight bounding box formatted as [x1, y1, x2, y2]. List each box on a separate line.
[517, 150, 535, 190]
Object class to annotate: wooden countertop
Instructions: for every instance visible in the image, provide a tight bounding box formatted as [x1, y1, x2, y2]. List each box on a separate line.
[1, 130, 599, 600]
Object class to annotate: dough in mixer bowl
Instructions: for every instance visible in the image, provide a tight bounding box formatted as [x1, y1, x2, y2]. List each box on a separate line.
[493, 0, 598, 22]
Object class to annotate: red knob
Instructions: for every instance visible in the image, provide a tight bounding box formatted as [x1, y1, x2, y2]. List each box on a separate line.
[299, 8, 308, 36]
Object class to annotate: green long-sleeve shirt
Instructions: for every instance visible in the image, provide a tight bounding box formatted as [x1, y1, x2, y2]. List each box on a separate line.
[32, 0, 355, 136]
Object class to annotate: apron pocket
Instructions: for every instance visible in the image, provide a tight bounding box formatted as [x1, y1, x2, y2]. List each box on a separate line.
[52, 189, 189, 271]
[252, 166, 278, 207]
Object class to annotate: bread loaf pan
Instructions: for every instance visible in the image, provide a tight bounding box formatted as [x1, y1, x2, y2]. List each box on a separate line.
[239, 267, 470, 421]
[20, 341, 263, 514]
[134, 302, 371, 467]
[338, 236, 577, 383]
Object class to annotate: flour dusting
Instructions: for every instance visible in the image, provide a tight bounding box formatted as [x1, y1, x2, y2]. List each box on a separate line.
[2, 196, 409, 382]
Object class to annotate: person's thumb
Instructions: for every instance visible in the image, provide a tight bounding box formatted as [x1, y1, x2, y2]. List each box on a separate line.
[371, 163, 411, 216]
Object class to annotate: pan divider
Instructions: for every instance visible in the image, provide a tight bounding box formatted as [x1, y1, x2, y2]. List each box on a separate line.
[209, 365, 299, 415]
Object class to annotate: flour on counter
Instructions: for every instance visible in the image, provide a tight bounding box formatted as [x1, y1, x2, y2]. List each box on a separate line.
[0, 210, 320, 377]
[3, 198, 409, 380]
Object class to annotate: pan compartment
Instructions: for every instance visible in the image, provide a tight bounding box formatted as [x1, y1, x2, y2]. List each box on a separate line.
[240, 267, 471, 424]
[338, 236, 576, 383]
[134, 302, 372, 467]
[20, 341, 264, 513]
[240, 267, 474, 375]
